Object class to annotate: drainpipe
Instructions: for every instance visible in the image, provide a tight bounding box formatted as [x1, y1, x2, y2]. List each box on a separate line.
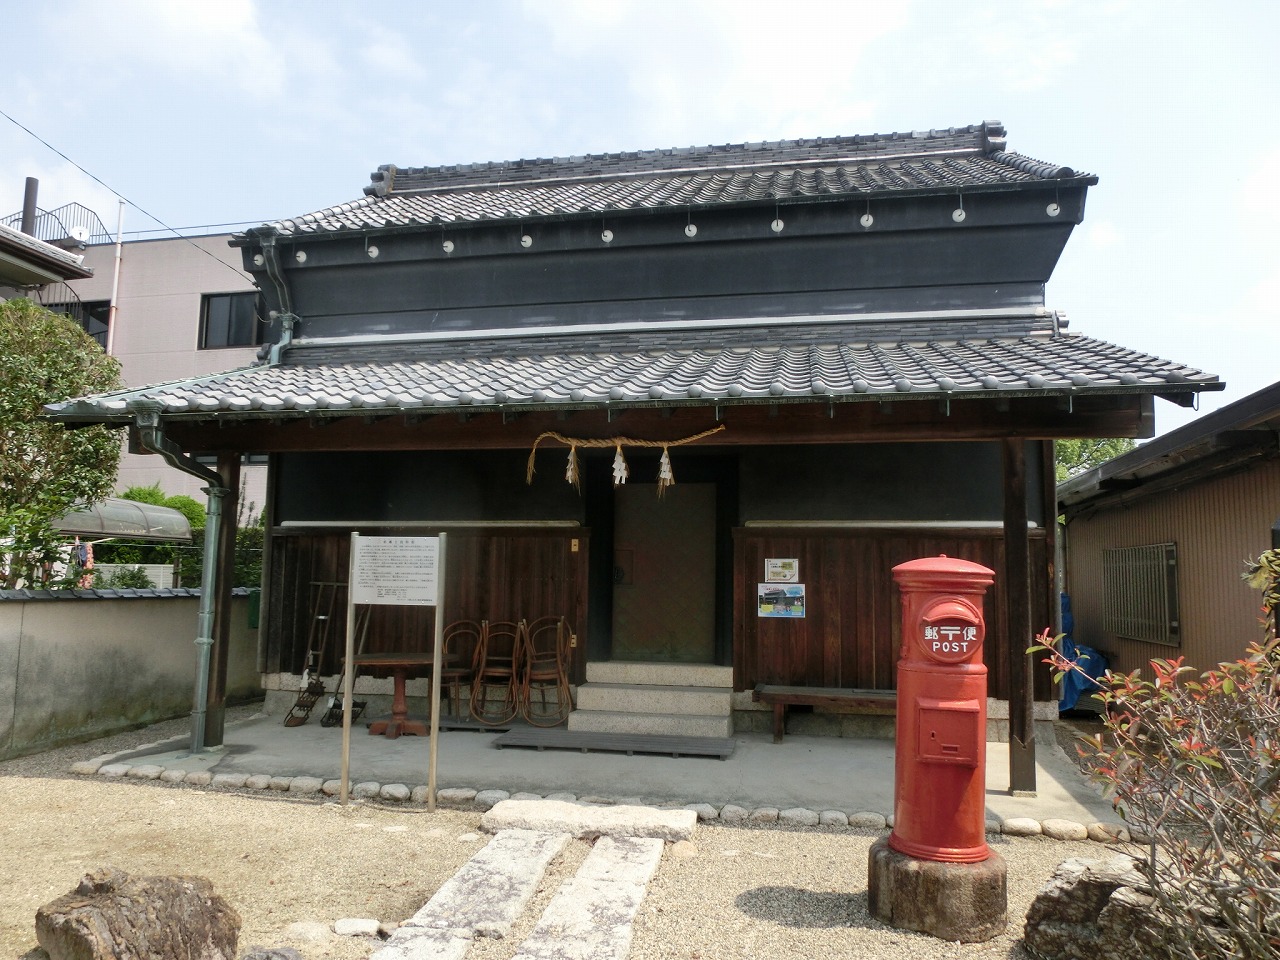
[127, 399, 229, 754]
[255, 231, 299, 365]
[105, 201, 125, 356]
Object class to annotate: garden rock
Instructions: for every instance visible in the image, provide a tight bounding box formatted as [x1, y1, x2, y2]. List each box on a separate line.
[1024, 855, 1165, 959]
[35, 866, 240, 960]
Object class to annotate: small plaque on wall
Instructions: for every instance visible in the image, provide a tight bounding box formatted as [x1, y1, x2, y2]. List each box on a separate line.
[764, 558, 798, 583]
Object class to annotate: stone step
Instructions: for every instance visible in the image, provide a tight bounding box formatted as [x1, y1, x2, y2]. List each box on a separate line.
[575, 682, 731, 716]
[585, 661, 733, 688]
[568, 709, 732, 738]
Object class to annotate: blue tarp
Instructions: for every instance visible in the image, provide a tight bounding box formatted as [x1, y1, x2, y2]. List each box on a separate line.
[1057, 594, 1108, 711]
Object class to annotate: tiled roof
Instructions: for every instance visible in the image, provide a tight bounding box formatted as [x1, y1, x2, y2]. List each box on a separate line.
[0, 587, 251, 602]
[251, 123, 1093, 239]
[47, 316, 1218, 423]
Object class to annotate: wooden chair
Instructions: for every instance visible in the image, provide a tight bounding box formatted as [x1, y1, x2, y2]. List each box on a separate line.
[469, 620, 522, 725]
[440, 619, 482, 719]
[519, 616, 574, 726]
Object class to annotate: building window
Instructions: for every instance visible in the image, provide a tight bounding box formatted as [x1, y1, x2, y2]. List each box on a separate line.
[200, 292, 264, 349]
[1103, 543, 1180, 646]
[45, 300, 110, 349]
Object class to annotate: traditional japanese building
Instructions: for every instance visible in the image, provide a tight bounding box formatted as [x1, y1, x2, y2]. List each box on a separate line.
[48, 123, 1219, 781]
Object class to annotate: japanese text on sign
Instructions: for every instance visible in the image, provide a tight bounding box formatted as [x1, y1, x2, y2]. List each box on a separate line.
[350, 536, 439, 606]
[923, 623, 978, 655]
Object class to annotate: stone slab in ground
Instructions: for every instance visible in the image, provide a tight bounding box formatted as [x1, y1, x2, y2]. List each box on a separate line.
[481, 798, 696, 840]
[512, 835, 665, 960]
[398, 828, 569, 940]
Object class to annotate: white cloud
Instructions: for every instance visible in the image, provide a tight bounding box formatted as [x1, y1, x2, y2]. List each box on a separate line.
[64, 0, 285, 95]
[522, 0, 906, 144]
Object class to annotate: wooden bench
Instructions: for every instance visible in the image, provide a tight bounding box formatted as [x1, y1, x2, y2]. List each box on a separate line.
[752, 683, 897, 743]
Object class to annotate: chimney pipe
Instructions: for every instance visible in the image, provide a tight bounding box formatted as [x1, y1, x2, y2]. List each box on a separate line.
[21, 178, 38, 236]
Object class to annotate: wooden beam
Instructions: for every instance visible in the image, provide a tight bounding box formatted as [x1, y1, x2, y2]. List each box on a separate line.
[204, 453, 241, 749]
[1002, 439, 1037, 794]
[163, 394, 1155, 454]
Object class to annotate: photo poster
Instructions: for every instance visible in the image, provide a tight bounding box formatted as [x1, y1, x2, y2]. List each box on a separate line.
[758, 583, 806, 618]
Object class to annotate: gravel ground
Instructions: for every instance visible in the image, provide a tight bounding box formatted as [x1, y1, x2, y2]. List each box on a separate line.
[1, 710, 1093, 959]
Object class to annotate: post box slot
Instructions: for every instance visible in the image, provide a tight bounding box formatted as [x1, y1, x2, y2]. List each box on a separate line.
[916, 698, 980, 766]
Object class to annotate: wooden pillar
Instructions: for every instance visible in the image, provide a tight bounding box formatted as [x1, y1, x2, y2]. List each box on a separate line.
[204, 453, 241, 748]
[1002, 438, 1037, 794]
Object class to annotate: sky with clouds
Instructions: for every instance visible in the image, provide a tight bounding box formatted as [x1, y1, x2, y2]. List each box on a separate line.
[2, 0, 1275, 438]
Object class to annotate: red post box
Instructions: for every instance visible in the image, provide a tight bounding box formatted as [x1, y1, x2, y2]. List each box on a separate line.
[889, 555, 995, 864]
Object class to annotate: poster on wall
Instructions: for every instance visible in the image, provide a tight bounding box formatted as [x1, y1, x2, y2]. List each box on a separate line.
[758, 583, 806, 618]
[764, 558, 799, 583]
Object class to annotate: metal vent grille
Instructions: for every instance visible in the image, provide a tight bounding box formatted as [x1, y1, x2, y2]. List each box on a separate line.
[1103, 543, 1180, 646]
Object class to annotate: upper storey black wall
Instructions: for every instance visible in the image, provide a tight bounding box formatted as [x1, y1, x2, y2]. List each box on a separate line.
[244, 185, 1085, 339]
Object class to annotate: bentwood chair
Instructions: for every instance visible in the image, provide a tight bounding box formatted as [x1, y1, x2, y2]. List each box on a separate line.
[440, 619, 482, 719]
[519, 616, 574, 726]
[469, 620, 522, 725]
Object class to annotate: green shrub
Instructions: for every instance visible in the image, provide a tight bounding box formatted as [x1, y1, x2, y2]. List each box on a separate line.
[93, 565, 156, 589]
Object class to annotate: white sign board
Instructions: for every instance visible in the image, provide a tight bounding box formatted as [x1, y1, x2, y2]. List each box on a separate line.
[350, 536, 439, 606]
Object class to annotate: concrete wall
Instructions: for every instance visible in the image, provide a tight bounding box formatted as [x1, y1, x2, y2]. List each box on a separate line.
[0, 592, 261, 760]
[53, 235, 267, 508]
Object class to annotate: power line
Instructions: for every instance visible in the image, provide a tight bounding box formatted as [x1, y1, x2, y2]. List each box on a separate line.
[0, 107, 254, 283]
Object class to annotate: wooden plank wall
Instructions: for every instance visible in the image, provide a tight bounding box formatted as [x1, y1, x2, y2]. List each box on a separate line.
[267, 529, 590, 683]
[733, 528, 1051, 701]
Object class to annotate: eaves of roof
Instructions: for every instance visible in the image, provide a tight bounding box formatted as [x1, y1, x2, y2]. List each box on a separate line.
[1058, 380, 1280, 510]
[45, 314, 1220, 426]
[235, 123, 1093, 244]
[0, 221, 93, 285]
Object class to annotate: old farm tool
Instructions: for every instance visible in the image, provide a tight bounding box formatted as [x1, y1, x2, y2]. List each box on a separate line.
[320, 605, 371, 727]
[284, 581, 355, 727]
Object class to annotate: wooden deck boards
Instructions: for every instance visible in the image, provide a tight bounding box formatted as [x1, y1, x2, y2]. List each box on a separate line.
[492, 727, 735, 760]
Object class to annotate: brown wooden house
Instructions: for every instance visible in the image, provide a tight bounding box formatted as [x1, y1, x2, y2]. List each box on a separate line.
[1059, 380, 1279, 676]
[49, 123, 1219, 783]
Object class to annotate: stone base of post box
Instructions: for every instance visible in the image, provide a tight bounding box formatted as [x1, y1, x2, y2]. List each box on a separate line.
[867, 838, 1007, 942]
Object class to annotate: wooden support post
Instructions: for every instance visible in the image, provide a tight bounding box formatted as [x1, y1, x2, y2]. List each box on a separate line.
[205, 453, 241, 748]
[1002, 439, 1037, 794]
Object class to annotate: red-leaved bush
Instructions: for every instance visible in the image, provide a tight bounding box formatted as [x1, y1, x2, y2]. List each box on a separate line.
[1033, 550, 1280, 959]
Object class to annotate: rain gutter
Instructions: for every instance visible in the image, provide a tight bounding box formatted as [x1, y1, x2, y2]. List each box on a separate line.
[126, 398, 228, 754]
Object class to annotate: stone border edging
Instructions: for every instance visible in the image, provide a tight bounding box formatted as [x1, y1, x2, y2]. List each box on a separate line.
[69, 748, 1129, 844]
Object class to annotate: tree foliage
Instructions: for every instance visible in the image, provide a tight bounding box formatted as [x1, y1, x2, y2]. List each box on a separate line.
[0, 298, 122, 588]
[1032, 552, 1280, 959]
[119, 482, 206, 529]
[1054, 437, 1137, 483]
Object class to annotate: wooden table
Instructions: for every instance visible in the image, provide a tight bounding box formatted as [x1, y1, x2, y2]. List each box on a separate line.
[351, 653, 440, 738]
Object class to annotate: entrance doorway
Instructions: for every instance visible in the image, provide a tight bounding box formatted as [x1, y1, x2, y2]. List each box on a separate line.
[610, 483, 716, 662]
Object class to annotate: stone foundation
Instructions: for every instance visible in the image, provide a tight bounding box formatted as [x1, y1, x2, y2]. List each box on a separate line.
[867, 837, 1007, 942]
